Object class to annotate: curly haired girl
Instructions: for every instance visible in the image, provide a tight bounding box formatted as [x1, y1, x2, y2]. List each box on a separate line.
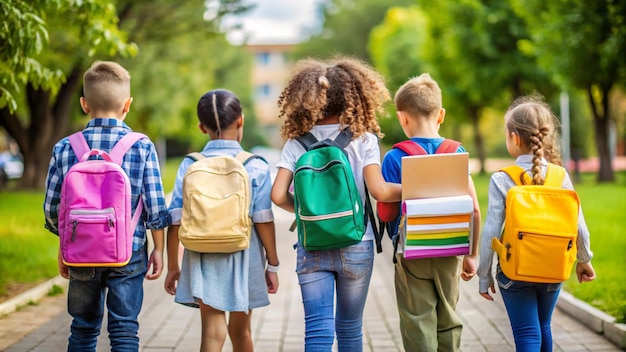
[271, 56, 401, 351]
[477, 94, 595, 352]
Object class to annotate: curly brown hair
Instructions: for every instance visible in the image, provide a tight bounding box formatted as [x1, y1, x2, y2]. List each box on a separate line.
[277, 56, 390, 140]
[505, 94, 562, 185]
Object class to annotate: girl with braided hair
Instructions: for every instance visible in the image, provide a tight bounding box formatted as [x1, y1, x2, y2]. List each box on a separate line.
[271, 56, 402, 351]
[477, 94, 596, 351]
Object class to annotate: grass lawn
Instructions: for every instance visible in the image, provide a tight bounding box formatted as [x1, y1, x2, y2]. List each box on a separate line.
[0, 191, 59, 299]
[0, 161, 624, 323]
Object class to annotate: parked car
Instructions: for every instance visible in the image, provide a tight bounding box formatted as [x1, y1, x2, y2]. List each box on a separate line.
[0, 152, 23, 181]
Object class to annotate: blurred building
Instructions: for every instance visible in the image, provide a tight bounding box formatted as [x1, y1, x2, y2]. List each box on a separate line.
[246, 43, 295, 148]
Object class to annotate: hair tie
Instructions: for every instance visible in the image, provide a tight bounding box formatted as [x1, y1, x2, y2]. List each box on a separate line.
[212, 93, 221, 136]
[318, 76, 329, 88]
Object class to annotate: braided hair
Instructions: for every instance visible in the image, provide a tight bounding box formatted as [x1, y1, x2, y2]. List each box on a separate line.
[505, 94, 562, 185]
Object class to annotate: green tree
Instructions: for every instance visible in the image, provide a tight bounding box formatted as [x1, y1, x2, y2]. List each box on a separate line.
[0, 0, 63, 113]
[512, 0, 626, 182]
[369, 6, 433, 144]
[293, 0, 413, 63]
[0, 0, 249, 189]
[371, 1, 556, 173]
[113, 0, 259, 152]
[1, 0, 137, 189]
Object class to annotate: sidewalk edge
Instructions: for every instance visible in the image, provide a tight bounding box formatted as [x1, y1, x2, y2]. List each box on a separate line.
[0, 276, 68, 317]
[557, 290, 625, 349]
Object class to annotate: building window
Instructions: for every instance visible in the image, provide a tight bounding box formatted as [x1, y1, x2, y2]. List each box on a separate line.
[256, 52, 270, 66]
[255, 84, 272, 99]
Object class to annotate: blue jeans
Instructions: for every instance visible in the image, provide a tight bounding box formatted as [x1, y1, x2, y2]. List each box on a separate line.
[296, 240, 374, 352]
[497, 270, 562, 352]
[67, 245, 147, 352]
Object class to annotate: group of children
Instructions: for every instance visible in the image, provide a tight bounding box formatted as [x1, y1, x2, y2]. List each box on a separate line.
[43, 58, 596, 352]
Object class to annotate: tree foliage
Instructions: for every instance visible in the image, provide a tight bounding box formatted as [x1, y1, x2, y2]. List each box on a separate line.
[512, 0, 626, 182]
[292, 0, 413, 62]
[0, 0, 135, 113]
[369, 1, 556, 173]
[0, 0, 252, 189]
[369, 6, 432, 143]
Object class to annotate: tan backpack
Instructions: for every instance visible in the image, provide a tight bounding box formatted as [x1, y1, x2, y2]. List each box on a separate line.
[179, 151, 262, 253]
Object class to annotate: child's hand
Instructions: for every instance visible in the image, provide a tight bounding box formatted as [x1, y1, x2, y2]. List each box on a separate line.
[57, 248, 70, 279]
[145, 249, 163, 280]
[480, 286, 496, 301]
[164, 269, 180, 295]
[57, 252, 69, 279]
[265, 271, 279, 294]
[576, 262, 596, 283]
[461, 255, 477, 281]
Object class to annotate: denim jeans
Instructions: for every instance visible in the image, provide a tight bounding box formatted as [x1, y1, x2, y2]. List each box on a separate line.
[67, 245, 147, 352]
[497, 270, 562, 352]
[296, 240, 374, 352]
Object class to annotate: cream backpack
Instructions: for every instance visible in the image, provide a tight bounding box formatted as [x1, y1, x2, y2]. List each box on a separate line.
[179, 151, 263, 253]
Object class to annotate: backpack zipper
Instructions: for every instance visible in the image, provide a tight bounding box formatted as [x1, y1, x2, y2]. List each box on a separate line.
[70, 208, 115, 215]
[295, 160, 341, 173]
[299, 210, 354, 221]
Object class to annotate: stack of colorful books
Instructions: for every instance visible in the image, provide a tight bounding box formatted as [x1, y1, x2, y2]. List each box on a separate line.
[401, 195, 474, 259]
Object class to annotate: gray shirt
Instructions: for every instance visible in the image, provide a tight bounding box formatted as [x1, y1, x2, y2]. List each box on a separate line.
[477, 155, 593, 293]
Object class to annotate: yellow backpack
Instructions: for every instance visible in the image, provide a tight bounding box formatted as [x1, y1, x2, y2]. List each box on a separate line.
[491, 164, 579, 283]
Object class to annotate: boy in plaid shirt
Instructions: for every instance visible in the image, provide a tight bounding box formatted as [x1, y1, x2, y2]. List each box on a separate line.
[43, 61, 170, 351]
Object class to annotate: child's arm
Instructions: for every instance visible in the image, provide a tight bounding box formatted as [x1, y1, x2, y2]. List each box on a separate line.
[146, 228, 164, 280]
[164, 225, 181, 295]
[141, 142, 170, 281]
[255, 221, 279, 294]
[461, 175, 481, 281]
[270, 168, 295, 212]
[363, 164, 402, 202]
[43, 147, 63, 235]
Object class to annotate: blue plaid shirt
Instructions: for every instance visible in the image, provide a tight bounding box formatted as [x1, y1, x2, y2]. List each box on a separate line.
[43, 118, 170, 250]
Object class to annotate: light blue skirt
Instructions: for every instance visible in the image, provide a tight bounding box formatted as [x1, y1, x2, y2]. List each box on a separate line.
[174, 228, 270, 312]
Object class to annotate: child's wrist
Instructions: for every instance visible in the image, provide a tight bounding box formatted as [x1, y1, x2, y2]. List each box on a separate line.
[266, 262, 280, 273]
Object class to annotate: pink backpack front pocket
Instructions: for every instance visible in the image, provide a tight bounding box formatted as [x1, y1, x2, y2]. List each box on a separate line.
[63, 208, 122, 266]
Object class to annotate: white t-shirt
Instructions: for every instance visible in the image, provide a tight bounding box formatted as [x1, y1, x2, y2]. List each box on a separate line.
[275, 124, 381, 240]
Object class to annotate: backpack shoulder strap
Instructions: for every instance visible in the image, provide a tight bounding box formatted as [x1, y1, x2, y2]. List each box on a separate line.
[500, 165, 528, 186]
[393, 140, 427, 155]
[235, 151, 268, 166]
[332, 128, 354, 149]
[68, 132, 90, 161]
[295, 133, 319, 152]
[501, 164, 566, 187]
[436, 139, 462, 154]
[109, 132, 148, 165]
[544, 163, 566, 187]
[185, 152, 206, 162]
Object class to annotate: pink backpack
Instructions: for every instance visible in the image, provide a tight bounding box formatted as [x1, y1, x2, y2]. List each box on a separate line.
[58, 131, 146, 267]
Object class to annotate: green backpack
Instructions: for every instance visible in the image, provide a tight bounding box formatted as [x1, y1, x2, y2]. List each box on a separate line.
[293, 128, 379, 251]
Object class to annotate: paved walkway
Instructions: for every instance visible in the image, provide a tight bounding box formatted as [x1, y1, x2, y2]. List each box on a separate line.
[1, 204, 621, 351]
